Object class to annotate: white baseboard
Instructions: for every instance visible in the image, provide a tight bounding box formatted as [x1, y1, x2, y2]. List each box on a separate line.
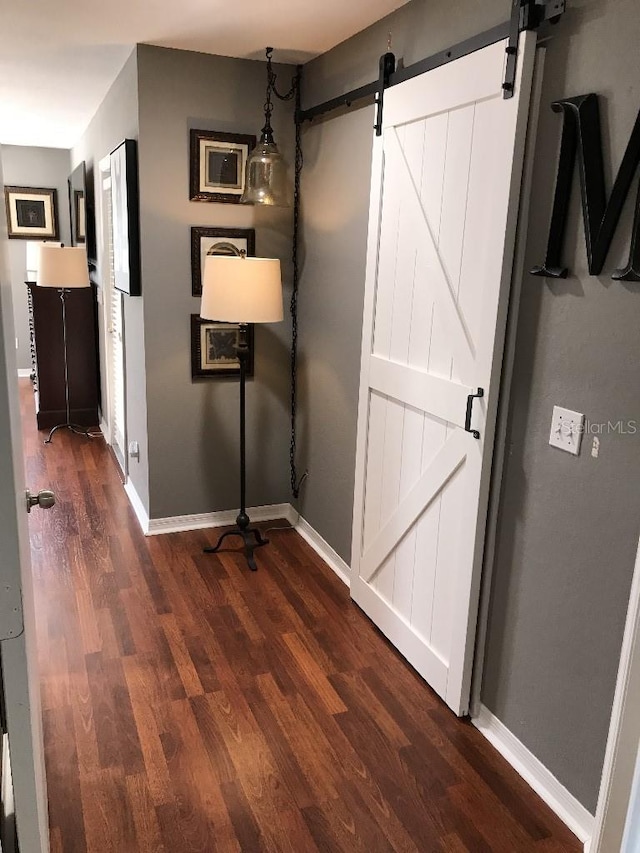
[293, 514, 351, 587]
[472, 704, 594, 848]
[17, 369, 31, 378]
[146, 503, 293, 536]
[120, 472, 351, 586]
[120, 482, 352, 589]
[124, 479, 150, 534]
[99, 417, 110, 445]
[123, 476, 293, 538]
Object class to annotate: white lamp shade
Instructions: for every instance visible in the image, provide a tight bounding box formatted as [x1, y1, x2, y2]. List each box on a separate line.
[37, 245, 90, 288]
[200, 256, 283, 323]
[26, 241, 62, 278]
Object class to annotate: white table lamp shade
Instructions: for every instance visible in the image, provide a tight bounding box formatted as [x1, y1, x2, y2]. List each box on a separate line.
[200, 256, 283, 323]
[26, 241, 62, 277]
[37, 246, 90, 288]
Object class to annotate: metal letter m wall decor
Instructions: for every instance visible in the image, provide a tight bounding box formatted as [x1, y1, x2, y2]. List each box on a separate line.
[531, 93, 640, 281]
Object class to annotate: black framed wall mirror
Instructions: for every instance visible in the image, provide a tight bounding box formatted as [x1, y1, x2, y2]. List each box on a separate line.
[66, 160, 102, 414]
[68, 161, 97, 264]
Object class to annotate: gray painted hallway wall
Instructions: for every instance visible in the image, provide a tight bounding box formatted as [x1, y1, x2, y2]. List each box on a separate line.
[136, 45, 295, 520]
[71, 46, 296, 521]
[1, 146, 71, 371]
[72, 50, 150, 511]
[298, 0, 640, 812]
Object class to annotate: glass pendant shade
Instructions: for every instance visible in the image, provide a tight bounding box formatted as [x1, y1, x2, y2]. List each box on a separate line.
[240, 134, 289, 207]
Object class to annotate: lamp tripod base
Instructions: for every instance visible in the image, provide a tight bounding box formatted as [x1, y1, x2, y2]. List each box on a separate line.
[44, 423, 99, 444]
[203, 512, 269, 572]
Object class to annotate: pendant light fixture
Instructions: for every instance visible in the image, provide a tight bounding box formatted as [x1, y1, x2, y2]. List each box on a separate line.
[241, 47, 308, 500]
[240, 47, 296, 207]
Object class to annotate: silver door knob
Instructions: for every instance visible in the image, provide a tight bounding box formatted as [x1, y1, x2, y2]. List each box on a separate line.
[26, 489, 56, 513]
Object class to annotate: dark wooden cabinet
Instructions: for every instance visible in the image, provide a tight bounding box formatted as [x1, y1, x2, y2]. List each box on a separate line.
[26, 281, 100, 430]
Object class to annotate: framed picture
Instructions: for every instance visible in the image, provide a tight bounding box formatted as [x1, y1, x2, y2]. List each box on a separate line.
[74, 190, 86, 243]
[190, 315, 254, 378]
[191, 226, 255, 296]
[189, 129, 256, 203]
[4, 186, 59, 240]
[68, 162, 87, 247]
[110, 139, 141, 296]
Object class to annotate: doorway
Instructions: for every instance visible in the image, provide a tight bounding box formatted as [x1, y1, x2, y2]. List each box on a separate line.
[98, 156, 127, 478]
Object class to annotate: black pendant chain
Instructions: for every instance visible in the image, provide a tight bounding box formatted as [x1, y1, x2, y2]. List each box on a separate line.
[290, 69, 307, 499]
[266, 48, 307, 499]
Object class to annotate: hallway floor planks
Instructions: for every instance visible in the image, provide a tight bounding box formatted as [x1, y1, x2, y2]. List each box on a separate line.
[19, 381, 581, 852]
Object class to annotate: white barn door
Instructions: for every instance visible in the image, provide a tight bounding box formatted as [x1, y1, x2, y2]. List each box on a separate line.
[351, 34, 536, 715]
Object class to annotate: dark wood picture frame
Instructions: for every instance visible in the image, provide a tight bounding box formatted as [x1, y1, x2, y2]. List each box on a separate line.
[68, 161, 87, 248]
[73, 190, 86, 243]
[110, 139, 141, 296]
[4, 186, 59, 240]
[190, 315, 254, 379]
[190, 226, 256, 296]
[189, 129, 256, 203]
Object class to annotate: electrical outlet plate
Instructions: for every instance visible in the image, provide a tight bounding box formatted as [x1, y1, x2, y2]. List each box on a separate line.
[549, 405, 585, 455]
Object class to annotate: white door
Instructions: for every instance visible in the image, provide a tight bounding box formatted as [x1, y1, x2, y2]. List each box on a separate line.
[107, 264, 127, 473]
[0, 153, 49, 850]
[590, 534, 640, 852]
[99, 164, 127, 476]
[351, 34, 536, 715]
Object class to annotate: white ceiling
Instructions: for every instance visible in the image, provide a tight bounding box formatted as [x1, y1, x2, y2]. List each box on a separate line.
[0, 0, 407, 150]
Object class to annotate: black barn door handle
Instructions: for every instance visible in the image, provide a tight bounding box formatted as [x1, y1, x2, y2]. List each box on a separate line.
[464, 388, 484, 439]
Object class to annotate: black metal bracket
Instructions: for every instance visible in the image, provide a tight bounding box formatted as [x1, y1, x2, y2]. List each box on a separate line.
[465, 388, 485, 440]
[374, 52, 396, 136]
[503, 0, 566, 98]
[298, 0, 565, 125]
[502, 0, 524, 99]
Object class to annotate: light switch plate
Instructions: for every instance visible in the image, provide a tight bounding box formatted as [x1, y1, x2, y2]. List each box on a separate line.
[549, 406, 585, 455]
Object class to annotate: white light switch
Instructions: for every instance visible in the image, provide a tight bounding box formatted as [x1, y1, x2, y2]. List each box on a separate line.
[549, 406, 584, 456]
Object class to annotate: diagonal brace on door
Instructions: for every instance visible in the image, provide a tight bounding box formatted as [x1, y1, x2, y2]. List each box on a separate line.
[361, 431, 468, 583]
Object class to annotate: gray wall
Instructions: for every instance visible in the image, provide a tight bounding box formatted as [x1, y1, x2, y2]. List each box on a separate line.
[297, 0, 510, 561]
[71, 55, 149, 505]
[294, 109, 373, 559]
[482, 0, 640, 813]
[136, 45, 295, 519]
[1, 146, 71, 370]
[299, 0, 640, 812]
[71, 50, 150, 509]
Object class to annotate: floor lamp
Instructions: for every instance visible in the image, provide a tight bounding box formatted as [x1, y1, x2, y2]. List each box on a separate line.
[37, 244, 94, 444]
[200, 244, 283, 571]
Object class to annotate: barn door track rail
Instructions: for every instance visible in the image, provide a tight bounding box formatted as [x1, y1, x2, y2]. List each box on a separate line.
[297, 0, 565, 134]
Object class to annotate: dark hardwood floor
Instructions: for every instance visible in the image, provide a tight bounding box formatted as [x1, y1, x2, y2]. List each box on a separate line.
[19, 380, 581, 852]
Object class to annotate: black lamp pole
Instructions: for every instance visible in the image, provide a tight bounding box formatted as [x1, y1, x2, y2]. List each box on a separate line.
[44, 288, 95, 444]
[203, 324, 268, 571]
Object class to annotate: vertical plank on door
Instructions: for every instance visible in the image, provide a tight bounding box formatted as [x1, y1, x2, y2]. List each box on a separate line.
[389, 120, 428, 616]
[362, 392, 387, 554]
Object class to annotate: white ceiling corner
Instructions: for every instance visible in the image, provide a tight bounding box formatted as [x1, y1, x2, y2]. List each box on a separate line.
[0, 0, 408, 150]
